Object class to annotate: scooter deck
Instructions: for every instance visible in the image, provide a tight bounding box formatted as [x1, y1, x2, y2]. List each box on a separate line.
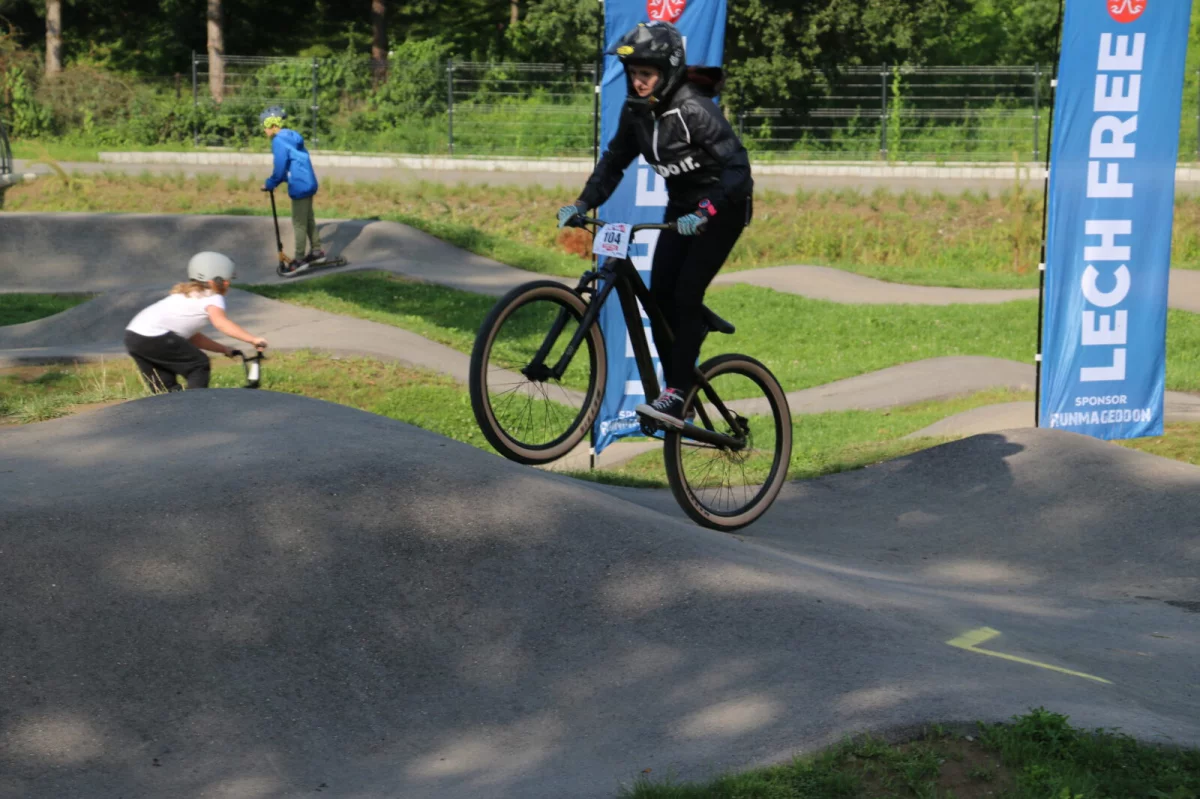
[276, 257, 349, 278]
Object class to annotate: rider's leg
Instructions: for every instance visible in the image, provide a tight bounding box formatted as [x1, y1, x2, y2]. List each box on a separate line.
[659, 199, 750, 396]
[306, 199, 323, 258]
[291, 196, 312, 261]
[648, 228, 690, 389]
[124, 330, 204, 393]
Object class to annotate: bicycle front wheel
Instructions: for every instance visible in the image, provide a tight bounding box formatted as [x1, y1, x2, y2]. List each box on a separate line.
[664, 354, 792, 531]
[469, 281, 607, 465]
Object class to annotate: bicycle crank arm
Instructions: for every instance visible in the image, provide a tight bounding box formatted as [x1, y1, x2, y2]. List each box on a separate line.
[677, 423, 747, 451]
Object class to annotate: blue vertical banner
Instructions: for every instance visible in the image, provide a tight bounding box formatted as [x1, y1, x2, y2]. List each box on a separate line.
[592, 0, 727, 454]
[1040, 0, 1192, 439]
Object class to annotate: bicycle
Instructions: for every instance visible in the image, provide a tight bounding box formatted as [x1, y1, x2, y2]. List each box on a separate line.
[469, 217, 792, 531]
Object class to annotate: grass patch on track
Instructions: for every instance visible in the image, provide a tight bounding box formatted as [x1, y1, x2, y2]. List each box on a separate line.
[619, 707, 1200, 799]
[12, 169, 1200, 287]
[0, 293, 92, 326]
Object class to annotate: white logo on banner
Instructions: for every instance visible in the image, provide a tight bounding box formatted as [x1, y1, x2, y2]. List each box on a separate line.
[635, 155, 668, 206]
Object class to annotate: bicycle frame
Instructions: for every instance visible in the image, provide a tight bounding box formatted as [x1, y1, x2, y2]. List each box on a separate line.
[531, 221, 748, 450]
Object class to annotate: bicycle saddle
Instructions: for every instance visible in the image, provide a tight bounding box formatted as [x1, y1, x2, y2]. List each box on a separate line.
[702, 305, 735, 334]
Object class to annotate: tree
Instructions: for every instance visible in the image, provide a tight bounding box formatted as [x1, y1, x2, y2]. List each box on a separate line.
[44, 0, 62, 76]
[505, 0, 600, 66]
[206, 0, 224, 102]
[371, 0, 387, 83]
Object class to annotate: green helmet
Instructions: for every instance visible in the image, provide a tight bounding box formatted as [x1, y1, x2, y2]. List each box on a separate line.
[259, 105, 287, 130]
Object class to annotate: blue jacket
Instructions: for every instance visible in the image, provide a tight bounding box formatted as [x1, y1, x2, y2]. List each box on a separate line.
[264, 129, 318, 200]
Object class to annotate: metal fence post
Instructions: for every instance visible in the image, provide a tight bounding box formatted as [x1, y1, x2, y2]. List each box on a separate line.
[880, 63, 888, 160]
[447, 58, 455, 155]
[192, 51, 199, 146]
[1033, 65, 1041, 163]
[311, 57, 319, 146]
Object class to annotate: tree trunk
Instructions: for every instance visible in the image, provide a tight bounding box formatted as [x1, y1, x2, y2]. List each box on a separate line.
[370, 0, 387, 85]
[45, 0, 63, 77]
[510, 0, 519, 26]
[206, 0, 225, 103]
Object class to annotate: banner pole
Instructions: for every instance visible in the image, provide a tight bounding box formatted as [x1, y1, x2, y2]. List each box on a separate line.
[1034, 0, 1066, 429]
[589, 0, 604, 471]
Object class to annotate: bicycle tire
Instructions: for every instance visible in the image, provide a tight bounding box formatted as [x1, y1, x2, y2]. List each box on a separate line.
[663, 354, 792, 531]
[469, 280, 607, 465]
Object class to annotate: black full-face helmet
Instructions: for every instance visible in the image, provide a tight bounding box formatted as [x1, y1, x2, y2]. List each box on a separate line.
[609, 21, 687, 108]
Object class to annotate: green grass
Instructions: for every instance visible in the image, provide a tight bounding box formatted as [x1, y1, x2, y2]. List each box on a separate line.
[1120, 421, 1200, 466]
[246, 271, 1039, 395]
[620, 708, 1200, 798]
[0, 293, 91, 326]
[0, 360, 150, 422]
[247, 272, 1200, 395]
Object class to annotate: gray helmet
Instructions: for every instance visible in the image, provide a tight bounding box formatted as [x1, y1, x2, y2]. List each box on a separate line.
[187, 251, 237, 282]
[609, 21, 687, 108]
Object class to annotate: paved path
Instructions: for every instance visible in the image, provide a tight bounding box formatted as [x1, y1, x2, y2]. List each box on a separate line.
[1, 392, 1196, 799]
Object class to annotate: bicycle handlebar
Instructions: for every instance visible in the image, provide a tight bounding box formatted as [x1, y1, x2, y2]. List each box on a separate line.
[571, 216, 674, 234]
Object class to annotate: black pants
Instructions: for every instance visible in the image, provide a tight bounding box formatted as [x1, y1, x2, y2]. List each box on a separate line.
[649, 198, 751, 395]
[124, 330, 211, 393]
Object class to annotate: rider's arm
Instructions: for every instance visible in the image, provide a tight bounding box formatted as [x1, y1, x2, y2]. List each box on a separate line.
[682, 97, 752, 215]
[206, 305, 268, 349]
[190, 332, 235, 356]
[264, 136, 289, 191]
[575, 110, 640, 212]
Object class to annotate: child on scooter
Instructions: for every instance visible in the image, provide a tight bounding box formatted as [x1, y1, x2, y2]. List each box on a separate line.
[261, 106, 324, 273]
[124, 252, 268, 392]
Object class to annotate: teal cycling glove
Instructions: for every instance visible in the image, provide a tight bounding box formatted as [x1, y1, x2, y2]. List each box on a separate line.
[675, 213, 707, 236]
[557, 204, 587, 228]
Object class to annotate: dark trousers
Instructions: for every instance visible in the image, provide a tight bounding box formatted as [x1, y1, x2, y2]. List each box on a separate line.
[649, 198, 750, 394]
[124, 330, 211, 393]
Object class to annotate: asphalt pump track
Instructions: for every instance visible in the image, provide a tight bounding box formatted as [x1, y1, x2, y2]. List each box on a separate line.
[1, 213, 1198, 797]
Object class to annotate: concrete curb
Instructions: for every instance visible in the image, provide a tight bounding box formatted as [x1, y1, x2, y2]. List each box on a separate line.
[94, 150, 1200, 182]
[96, 150, 1062, 180]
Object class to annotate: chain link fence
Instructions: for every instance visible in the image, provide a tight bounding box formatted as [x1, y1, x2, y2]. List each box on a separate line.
[188, 55, 1198, 162]
[735, 66, 1049, 162]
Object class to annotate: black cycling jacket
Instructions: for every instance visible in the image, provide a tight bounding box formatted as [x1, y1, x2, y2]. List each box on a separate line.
[576, 80, 753, 219]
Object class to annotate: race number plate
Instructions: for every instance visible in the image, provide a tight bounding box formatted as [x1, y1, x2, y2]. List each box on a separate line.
[592, 223, 631, 260]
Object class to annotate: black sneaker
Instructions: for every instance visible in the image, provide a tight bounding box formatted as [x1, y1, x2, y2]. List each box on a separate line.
[636, 388, 686, 429]
[304, 249, 326, 264]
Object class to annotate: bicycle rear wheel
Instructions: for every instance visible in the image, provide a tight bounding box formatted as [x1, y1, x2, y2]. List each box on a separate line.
[469, 281, 606, 465]
[663, 354, 792, 531]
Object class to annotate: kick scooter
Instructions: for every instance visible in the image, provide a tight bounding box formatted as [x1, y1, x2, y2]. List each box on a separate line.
[264, 188, 347, 278]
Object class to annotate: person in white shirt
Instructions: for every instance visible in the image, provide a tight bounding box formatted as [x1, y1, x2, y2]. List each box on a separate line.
[124, 252, 268, 392]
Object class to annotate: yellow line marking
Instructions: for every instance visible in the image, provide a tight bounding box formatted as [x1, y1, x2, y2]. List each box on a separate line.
[947, 627, 1112, 684]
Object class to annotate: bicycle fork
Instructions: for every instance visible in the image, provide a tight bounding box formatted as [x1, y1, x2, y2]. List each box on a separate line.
[522, 273, 615, 383]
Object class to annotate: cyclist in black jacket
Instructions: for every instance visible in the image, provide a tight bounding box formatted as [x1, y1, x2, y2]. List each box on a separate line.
[557, 20, 753, 428]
